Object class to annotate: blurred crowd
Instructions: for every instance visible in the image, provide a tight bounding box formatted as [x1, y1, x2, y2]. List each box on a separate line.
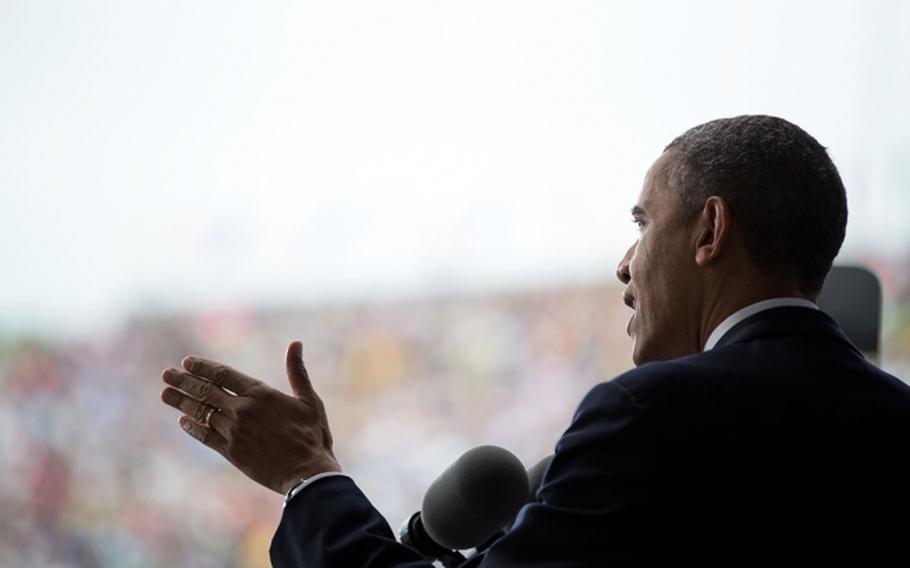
[1, 275, 908, 567]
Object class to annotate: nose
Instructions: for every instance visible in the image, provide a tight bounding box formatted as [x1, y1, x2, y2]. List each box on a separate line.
[616, 241, 636, 285]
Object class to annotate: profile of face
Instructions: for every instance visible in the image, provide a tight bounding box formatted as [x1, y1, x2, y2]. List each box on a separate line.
[616, 151, 703, 365]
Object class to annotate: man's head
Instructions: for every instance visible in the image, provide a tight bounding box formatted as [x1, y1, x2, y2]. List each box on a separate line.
[617, 115, 848, 365]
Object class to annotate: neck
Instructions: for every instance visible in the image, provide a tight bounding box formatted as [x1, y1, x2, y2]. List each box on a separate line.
[699, 278, 813, 352]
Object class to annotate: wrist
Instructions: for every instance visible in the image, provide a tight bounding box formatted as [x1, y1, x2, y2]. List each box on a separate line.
[278, 460, 342, 495]
[283, 471, 351, 506]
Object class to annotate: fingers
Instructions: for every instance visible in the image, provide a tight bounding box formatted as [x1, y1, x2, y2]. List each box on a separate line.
[161, 387, 230, 430]
[181, 356, 260, 396]
[285, 340, 314, 398]
[161, 368, 232, 407]
[179, 415, 227, 454]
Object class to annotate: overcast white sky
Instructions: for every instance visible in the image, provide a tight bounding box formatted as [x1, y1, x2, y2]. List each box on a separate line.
[1, 0, 909, 337]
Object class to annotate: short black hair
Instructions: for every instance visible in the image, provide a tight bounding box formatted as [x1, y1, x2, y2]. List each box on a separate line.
[663, 115, 847, 295]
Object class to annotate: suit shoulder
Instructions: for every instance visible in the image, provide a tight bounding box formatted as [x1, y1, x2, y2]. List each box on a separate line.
[583, 352, 731, 413]
[575, 361, 674, 413]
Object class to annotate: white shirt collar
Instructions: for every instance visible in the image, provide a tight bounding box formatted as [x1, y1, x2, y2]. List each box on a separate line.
[703, 297, 818, 352]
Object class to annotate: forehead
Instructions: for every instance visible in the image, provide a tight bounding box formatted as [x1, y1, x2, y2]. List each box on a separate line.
[635, 151, 675, 214]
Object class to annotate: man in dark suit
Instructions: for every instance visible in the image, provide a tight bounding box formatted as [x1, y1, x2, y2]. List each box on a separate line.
[161, 115, 910, 566]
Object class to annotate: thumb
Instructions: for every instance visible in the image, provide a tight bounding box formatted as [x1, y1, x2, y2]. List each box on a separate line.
[285, 340, 313, 397]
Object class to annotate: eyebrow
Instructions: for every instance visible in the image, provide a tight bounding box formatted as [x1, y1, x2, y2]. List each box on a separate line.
[631, 206, 646, 217]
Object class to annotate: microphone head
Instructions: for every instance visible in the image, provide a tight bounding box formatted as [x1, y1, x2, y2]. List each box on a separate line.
[504, 454, 555, 532]
[422, 445, 529, 550]
[526, 454, 554, 501]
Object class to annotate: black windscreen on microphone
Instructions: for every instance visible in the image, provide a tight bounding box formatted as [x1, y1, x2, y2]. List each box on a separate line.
[504, 454, 554, 533]
[526, 454, 554, 501]
[421, 445, 529, 550]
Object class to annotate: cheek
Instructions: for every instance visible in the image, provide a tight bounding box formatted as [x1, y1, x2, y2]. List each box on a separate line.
[629, 242, 669, 317]
[628, 240, 652, 285]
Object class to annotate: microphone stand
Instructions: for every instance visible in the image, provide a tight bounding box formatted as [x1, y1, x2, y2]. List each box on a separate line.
[400, 512, 468, 568]
[475, 529, 505, 554]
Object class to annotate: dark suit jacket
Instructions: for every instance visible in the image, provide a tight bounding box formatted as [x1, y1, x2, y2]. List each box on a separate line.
[270, 307, 910, 566]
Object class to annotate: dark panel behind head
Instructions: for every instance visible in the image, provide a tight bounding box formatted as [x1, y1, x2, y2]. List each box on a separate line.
[818, 265, 881, 356]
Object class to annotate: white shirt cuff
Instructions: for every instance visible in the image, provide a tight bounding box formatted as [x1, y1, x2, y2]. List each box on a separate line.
[284, 472, 352, 507]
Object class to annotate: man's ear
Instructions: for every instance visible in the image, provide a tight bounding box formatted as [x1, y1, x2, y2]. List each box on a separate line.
[694, 196, 731, 266]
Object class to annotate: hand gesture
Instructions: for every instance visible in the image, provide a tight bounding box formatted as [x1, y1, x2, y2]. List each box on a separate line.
[160, 341, 341, 494]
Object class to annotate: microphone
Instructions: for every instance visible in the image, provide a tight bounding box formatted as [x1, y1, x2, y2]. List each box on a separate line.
[400, 445, 529, 566]
[526, 454, 554, 502]
[503, 454, 554, 533]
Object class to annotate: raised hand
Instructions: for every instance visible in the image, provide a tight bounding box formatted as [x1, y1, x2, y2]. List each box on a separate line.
[160, 340, 341, 494]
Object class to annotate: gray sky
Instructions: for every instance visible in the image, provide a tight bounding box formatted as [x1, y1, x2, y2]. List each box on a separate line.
[2, 0, 909, 337]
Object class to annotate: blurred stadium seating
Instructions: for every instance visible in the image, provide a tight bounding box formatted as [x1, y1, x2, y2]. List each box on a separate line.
[1, 271, 908, 566]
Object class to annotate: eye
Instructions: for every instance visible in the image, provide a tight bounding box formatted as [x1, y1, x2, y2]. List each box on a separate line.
[632, 218, 646, 229]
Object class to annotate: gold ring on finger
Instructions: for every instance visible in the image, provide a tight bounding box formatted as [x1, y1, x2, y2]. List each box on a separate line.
[202, 406, 217, 429]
